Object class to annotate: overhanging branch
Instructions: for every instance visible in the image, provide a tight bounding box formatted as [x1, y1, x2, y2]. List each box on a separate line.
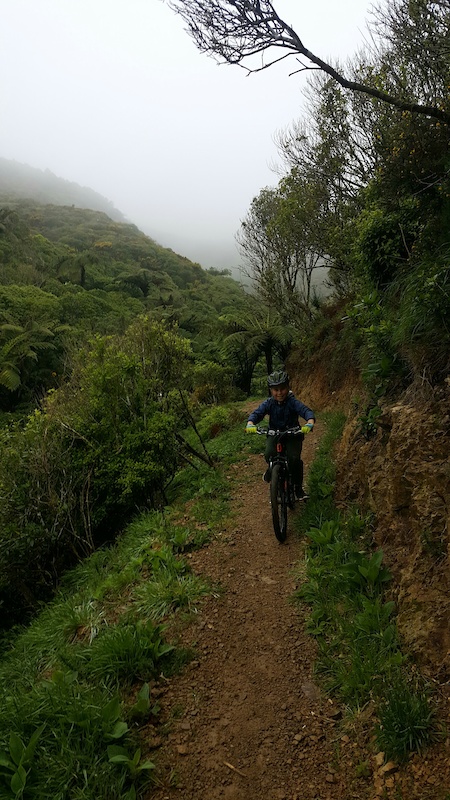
[168, 0, 450, 124]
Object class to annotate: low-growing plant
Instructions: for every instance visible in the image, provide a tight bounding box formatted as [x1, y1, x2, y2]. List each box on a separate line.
[133, 573, 211, 621]
[0, 725, 44, 799]
[305, 520, 340, 549]
[0, 408, 242, 800]
[197, 404, 243, 441]
[0, 670, 132, 800]
[73, 621, 175, 686]
[376, 678, 435, 761]
[107, 745, 155, 778]
[340, 550, 391, 595]
[128, 683, 160, 721]
[357, 403, 382, 439]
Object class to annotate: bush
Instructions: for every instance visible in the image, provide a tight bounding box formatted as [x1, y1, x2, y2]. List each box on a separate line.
[392, 253, 450, 380]
[0, 318, 197, 622]
[192, 361, 233, 404]
[197, 404, 243, 440]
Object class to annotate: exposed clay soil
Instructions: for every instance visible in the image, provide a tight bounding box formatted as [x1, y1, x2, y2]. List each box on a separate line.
[144, 420, 450, 800]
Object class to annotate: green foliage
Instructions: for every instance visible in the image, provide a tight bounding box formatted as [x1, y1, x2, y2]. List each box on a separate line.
[353, 201, 419, 288]
[391, 252, 450, 379]
[231, 3, 450, 392]
[196, 404, 243, 441]
[0, 725, 45, 799]
[357, 403, 382, 439]
[192, 360, 234, 404]
[133, 570, 210, 621]
[298, 496, 400, 708]
[0, 401, 245, 797]
[107, 745, 155, 778]
[0, 199, 250, 413]
[0, 671, 135, 800]
[0, 318, 209, 619]
[73, 621, 176, 686]
[343, 289, 408, 397]
[376, 678, 436, 761]
[0, 474, 231, 800]
[219, 308, 296, 393]
[339, 549, 392, 595]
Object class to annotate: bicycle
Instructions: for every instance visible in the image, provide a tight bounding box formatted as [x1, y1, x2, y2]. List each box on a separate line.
[255, 425, 304, 543]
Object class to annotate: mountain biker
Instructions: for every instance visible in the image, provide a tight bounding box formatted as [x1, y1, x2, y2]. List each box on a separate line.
[245, 370, 315, 500]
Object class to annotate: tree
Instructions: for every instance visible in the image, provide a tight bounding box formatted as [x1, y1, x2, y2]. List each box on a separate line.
[169, 0, 450, 124]
[0, 320, 60, 398]
[370, 0, 450, 107]
[54, 250, 100, 288]
[237, 181, 328, 324]
[220, 308, 295, 390]
[236, 188, 280, 302]
[272, 75, 376, 292]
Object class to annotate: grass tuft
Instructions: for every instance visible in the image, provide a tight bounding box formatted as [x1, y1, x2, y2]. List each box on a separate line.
[376, 677, 436, 761]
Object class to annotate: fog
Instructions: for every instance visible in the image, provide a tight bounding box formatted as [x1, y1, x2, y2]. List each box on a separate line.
[0, 0, 371, 275]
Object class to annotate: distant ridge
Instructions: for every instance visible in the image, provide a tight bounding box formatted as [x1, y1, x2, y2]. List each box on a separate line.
[0, 157, 125, 222]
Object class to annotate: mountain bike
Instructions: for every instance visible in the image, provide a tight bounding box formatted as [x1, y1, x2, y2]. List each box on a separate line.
[256, 426, 303, 543]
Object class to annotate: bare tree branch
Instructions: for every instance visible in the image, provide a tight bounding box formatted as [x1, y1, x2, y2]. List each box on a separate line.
[168, 0, 450, 124]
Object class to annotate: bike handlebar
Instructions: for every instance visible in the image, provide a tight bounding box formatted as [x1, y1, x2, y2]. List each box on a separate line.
[255, 425, 308, 436]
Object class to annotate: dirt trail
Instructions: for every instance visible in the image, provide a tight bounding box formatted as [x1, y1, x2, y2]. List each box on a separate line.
[148, 423, 363, 800]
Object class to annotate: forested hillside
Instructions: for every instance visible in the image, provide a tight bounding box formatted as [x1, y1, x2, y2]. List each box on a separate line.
[0, 199, 254, 411]
[0, 2, 449, 797]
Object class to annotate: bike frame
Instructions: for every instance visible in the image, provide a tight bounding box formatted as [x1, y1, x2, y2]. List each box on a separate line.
[257, 426, 302, 542]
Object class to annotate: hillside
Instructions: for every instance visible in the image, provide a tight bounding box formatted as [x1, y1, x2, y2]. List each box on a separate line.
[0, 157, 125, 221]
[0, 196, 252, 412]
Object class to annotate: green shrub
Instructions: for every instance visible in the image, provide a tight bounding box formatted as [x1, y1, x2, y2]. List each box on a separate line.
[192, 361, 233, 404]
[197, 404, 243, 440]
[392, 253, 450, 379]
[73, 621, 175, 686]
[0, 318, 199, 622]
[296, 411, 435, 757]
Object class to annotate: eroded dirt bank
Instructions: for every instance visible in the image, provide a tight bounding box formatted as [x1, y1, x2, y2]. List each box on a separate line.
[291, 360, 450, 679]
[334, 385, 450, 679]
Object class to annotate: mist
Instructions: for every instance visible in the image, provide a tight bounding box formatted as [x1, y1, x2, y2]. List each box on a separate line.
[0, 0, 372, 271]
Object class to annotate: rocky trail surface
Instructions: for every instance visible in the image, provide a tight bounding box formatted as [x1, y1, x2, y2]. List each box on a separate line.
[145, 421, 450, 800]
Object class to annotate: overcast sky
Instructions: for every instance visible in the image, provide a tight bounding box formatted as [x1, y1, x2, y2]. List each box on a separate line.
[0, 0, 372, 274]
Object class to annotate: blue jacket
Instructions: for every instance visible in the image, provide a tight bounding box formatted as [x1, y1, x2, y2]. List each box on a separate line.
[248, 392, 315, 431]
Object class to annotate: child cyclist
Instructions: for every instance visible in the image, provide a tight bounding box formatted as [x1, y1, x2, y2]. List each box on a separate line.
[246, 370, 315, 500]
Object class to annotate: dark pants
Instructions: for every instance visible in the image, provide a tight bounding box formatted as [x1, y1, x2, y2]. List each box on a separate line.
[265, 434, 304, 490]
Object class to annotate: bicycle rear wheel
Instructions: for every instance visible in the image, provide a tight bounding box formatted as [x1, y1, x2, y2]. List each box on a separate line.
[270, 463, 288, 543]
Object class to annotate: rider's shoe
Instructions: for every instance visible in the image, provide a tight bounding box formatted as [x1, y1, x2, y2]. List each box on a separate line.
[295, 486, 309, 501]
[263, 468, 271, 483]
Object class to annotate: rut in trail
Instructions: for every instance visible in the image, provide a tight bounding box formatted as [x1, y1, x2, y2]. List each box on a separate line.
[148, 422, 363, 800]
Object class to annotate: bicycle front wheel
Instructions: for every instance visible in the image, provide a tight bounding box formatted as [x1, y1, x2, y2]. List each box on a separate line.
[270, 463, 288, 543]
